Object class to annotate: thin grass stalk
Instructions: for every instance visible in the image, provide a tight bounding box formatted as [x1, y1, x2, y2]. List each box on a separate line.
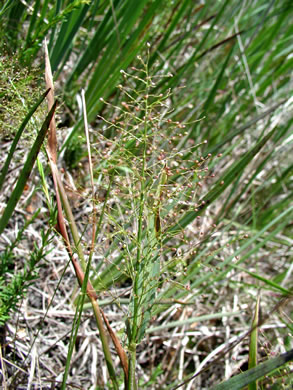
[0, 344, 7, 389]
[248, 294, 260, 390]
[81, 89, 96, 251]
[61, 267, 89, 389]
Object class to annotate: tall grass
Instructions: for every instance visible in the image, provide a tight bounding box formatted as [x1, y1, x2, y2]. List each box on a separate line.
[0, 0, 292, 388]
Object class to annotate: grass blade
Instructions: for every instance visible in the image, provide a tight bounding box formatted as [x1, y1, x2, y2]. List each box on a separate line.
[0, 100, 57, 236]
[210, 349, 293, 390]
[0, 89, 50, 191]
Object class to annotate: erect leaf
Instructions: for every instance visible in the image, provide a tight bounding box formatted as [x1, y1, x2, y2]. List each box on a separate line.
[248, 294, 261, 390]
[44, 38, 57, 164]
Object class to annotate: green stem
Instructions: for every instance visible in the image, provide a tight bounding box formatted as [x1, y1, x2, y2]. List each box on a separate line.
[91, 299, 119, 389]
[127, 342, 138, 390]
[129, 59, 150, 387]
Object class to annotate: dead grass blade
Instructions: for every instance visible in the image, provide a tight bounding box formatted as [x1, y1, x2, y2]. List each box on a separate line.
[44, 38, 57, 164]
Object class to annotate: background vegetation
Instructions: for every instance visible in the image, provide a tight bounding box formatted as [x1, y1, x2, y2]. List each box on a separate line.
[0, 0, 292, 389]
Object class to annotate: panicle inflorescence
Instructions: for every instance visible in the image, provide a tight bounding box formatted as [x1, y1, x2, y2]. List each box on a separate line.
[91, 56, 221, 286]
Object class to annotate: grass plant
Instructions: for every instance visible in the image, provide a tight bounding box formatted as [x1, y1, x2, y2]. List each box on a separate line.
[0, 0, 292, 388]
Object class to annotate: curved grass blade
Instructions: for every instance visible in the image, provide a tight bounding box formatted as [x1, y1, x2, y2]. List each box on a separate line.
[0, 100, 57, 236]
[209, 349, 293, 390]
[228, 265, 291, 296]
[0, 89, 50, 191]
